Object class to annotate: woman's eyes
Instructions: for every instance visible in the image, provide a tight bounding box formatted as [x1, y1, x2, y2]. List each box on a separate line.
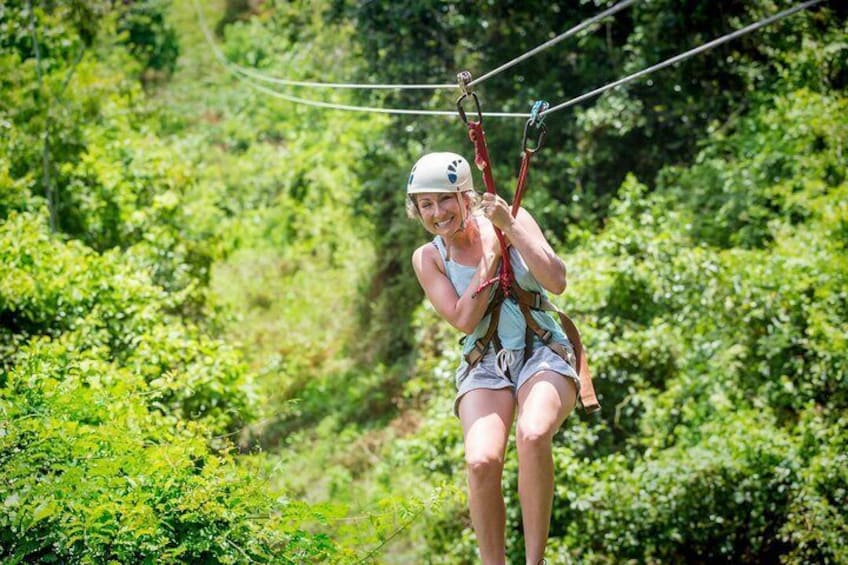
[420, 196, 452, 208]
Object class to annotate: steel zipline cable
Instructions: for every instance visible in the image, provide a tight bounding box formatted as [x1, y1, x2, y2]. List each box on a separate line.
[193, 0, 525, 117]
[539, 0, 823, 117]
[195, 0, 822, 118]
[466, 0, 639, 88]
[233, 65, 455, 90]
[193, 0, 639, 115]
[217, 0, 639, 91]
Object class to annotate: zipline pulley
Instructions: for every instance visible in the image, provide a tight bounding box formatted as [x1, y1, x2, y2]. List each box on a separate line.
[456, 71, 483, 125]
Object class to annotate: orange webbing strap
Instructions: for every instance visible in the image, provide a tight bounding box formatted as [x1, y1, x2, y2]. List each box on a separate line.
[554, 309, 601, 414]
[511, 149, 533, 217]
[511, 284, 601, 414]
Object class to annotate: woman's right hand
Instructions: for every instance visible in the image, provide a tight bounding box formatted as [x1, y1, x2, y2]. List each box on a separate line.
[480, 193, 515, 233]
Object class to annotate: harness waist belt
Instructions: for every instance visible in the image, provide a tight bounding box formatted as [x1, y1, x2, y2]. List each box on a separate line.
[463, 283, 601, 414]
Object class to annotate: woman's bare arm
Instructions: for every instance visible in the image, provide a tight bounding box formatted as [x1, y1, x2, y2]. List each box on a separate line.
[412, 239, 501, 334]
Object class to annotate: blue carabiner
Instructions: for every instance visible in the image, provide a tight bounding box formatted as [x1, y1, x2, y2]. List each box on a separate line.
[529, 100, 550, 128]
[522, 100, 550, 153]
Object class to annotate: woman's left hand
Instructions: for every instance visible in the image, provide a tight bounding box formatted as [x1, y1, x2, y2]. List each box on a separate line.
[480, 193, 514, 232]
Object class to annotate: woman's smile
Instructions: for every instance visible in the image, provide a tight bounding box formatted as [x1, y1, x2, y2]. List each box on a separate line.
[433, 216, 455, 230]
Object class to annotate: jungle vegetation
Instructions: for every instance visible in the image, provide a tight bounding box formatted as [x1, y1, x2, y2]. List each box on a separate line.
[1, 0, 846, 562]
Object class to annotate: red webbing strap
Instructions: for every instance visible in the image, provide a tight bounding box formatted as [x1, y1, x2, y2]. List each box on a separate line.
[511, 149, 533, 217]
[512, 99, 547, 216]
[466, 120, 514, 298]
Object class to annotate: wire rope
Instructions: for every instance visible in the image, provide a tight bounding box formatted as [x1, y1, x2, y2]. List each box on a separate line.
[467, 0, 639, 88]
[193, 0, 526, 117]
[197, 0, 637, 92]
[231, 65, 455, 90]
[236, 74, 528, 117]
[540, 0, 823, 116]
[196, 0, 822, 118]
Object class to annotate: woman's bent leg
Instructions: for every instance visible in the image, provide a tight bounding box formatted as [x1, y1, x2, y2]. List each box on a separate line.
[515, 371, 577, 565]
[458, 388, 516, 565]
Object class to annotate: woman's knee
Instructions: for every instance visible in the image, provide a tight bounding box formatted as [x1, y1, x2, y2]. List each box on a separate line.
[515, 419, 555, 451]
[465, 451, 505, 483]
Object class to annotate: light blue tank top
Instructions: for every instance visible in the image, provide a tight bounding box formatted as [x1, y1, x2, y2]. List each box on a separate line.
[432, 235, 567, 355]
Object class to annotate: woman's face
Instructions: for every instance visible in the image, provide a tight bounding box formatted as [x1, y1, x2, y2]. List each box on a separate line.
[416, 192, 463, 235]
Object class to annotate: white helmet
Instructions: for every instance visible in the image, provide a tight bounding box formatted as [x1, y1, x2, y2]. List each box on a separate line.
[407, 152, 473, 194]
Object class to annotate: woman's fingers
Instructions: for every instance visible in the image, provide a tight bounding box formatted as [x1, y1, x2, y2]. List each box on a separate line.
[481, 194, 507, 213]
[480, 193, 513, 230]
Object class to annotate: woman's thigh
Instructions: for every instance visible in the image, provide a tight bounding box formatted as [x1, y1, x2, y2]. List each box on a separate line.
[458, 388, 515, 461]
[516, 370, 577, 438]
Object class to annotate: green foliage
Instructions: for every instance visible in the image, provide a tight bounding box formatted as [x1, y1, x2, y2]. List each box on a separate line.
[663, 89, 848, 248]
[2, 0, 846, 562]
[0, 211, 253, 434]
[547, 408, 847, 564]
[215, 0, 252, 36]
[117, 0, 180, 81]
[0, 214, 342, 562]
[780, 411, 848, 565]
[560, 410, 800, 563]
[1, 2, 370, 559]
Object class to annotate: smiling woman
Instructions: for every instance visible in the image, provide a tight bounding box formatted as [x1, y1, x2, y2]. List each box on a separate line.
[405, 152, 479, 225]
[407, 151, 579, 564]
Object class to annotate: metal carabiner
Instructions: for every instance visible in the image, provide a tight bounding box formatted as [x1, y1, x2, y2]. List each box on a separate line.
[529, 100, 549, 127]
[457, 91, 484, 125]
[521, 100, 549, 153]
[456, 70, 483, 125]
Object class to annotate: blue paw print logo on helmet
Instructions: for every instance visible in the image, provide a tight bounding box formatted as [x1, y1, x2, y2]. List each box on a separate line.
[446, 159, 462, 184]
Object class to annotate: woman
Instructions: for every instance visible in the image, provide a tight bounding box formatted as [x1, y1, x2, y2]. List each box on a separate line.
[407, 151, 580, 565]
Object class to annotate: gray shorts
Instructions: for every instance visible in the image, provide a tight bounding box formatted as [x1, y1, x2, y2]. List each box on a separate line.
[453, 340, 580, 417]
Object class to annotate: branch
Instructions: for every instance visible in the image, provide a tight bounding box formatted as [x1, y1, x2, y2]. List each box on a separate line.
[27, 0, 56, 232]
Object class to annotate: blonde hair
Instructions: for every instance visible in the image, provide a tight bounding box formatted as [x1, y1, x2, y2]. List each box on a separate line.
[406, 190, 481, 221]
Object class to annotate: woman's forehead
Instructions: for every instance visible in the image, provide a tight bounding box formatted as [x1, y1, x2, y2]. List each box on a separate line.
[417, 192, 453, 200]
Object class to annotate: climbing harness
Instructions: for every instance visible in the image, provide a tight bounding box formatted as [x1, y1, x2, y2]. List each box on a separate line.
[456, 74, 601, 414]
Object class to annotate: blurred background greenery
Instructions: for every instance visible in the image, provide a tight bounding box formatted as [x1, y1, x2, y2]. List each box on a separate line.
[1, 0, 846, 562]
